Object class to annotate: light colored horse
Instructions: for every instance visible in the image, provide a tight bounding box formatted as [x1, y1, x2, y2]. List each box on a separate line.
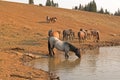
[48, 30, 61, 56]
[48, 37, 81, 59]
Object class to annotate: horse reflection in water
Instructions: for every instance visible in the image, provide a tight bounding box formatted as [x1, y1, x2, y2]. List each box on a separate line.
[48, 57, 81, 72]
[48, 36, 81, 58]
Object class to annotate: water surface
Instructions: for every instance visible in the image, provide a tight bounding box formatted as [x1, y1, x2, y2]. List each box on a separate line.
[25, 46, 120, 80]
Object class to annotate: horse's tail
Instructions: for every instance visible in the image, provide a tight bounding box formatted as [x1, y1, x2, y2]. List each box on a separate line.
[78, 32, 80, 43]
[48, 37, 52, 56]
[63, 30, 65, 40]
[97, 32, 100, 41]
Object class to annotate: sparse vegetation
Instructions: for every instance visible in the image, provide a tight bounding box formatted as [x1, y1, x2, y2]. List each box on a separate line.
[73, 0, 120, 16]
[114, 8, 120, 16]
[46, 0, 58, 7]
[29, 0, 34, 4]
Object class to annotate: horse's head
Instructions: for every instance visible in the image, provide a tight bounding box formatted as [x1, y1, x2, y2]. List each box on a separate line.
[75, 48, 81, 58]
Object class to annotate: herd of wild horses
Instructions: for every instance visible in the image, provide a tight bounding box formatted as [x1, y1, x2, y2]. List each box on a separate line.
[47, 28, 100, 59]
[48, 28, 100, 43]
[46, 16, 100, 59]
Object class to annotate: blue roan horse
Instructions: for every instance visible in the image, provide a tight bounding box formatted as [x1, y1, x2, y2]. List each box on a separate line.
[48, 37, 81, 58]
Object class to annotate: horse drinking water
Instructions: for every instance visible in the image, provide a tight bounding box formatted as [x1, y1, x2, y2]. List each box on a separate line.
[48, 36, 81, 59]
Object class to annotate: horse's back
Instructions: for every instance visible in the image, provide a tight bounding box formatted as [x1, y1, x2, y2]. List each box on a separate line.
[78, 31, 85, 38]
[48, 30, 60, 39]
[49, 37, 65, 51]
[52, 31, 60, 39]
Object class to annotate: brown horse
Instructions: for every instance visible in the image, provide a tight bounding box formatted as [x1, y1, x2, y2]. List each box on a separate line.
[48, 29, 60, 39]
[78, 28, 87, 43]
[78, 31, 86, 43]
[85, 29, 92, 40]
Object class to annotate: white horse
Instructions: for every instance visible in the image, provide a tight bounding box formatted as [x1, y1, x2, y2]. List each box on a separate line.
[48, 37, 81, 59]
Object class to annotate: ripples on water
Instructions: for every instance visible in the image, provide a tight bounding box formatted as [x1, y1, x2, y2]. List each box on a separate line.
[25, 46, 120, 80]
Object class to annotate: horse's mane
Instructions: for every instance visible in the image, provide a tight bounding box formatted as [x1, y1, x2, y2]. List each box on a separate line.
[64, 42, 77, 52]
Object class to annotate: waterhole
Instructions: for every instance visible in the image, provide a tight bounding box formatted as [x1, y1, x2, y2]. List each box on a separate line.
[25, 46, 120, 80]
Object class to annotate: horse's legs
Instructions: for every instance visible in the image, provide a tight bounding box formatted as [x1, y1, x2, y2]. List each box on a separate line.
[65, 52, 69, 59]
[63, 35, 65, 40]
[49, 47, 55, 57]
[78, 37, 80, 43]
[48, 38, 53, 57]
[51, 45, 55, 56]
[64, 49, 69, 59]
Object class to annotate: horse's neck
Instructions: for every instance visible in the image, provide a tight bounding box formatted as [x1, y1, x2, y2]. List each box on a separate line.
[65, 42, 76, 52]
[54, 39, 65, 51]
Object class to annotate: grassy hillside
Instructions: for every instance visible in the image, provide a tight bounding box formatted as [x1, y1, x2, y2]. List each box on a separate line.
[0, 1, 120, 53]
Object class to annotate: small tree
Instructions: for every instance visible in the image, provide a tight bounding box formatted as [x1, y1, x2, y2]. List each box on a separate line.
[79, 4, 81, 10]
[46, 0, 51, 6]
[46, 0, 58, 7]
[92, 0, 97, 12]
[114, 8, 120, 16]
[75, 6, 78, 10]
[98, 8, 104, 14]
[29, 0, 34, 4]
[83, 0, 97, 12]
[105, 9, 110, 14]
[89, 0, 97, 12]
[54, 3, 59, 7]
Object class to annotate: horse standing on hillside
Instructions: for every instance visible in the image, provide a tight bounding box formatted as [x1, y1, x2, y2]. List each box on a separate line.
[85, 29, 92, 40]
[46, 16, 57, 23]
[91, 30, 100, 42]
[78, 28, 87, 43]
[63, 29, 75, 41]
[46, 16, 50, 23]
[50, 17, 57, 23]
[48, 36, 81, 58]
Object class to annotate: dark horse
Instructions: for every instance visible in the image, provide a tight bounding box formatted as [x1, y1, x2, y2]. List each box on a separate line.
[91, 30, 100, 42]
[48, 37, 81, 59]
[46, 16, 57, 23]
[63, 29, 75, 41]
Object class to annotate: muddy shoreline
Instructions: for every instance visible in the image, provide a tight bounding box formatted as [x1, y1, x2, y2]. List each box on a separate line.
[78, 40, 120, 50]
